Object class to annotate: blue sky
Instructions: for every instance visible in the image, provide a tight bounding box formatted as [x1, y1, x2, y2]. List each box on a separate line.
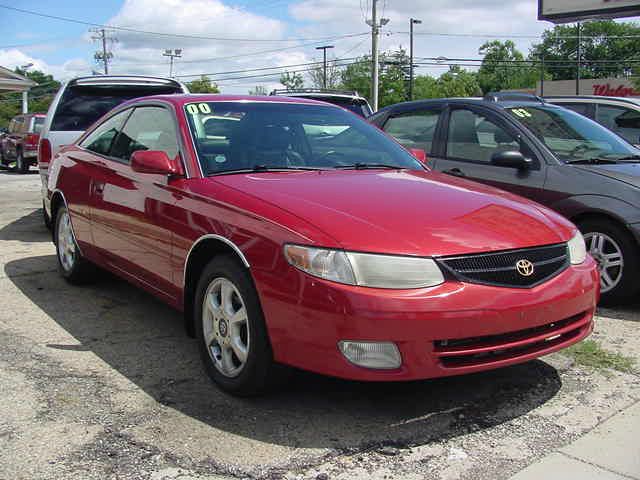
[1, 0, 638, 94]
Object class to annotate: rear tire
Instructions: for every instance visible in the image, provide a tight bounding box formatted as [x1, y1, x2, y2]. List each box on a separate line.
[194, 254, 289, 396]
[54, 205, 94, 284]
[577, 219, 640, 304]
[15, 150, 28, 174]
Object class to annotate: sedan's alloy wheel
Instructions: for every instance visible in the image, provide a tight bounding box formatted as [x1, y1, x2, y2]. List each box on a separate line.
[202, 277, 250, 378]
[584, 231, 623, 293]
[57, 210, 77, 272]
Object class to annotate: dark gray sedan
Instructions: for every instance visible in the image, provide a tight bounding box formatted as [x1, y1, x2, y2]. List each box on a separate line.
[370, 94, 640, 303]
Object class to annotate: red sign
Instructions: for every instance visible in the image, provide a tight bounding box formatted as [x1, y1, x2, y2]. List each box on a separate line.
[592, 83, 640, 97]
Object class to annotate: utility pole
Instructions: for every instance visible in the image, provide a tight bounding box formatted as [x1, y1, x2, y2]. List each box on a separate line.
[91, 28, 115, 75]
[576, 22, 581, 95]
[163, 49, 182, 78]
[409, 18, 422, 101]
[366, 0, 389, 111]
[316, 45, 334, 88]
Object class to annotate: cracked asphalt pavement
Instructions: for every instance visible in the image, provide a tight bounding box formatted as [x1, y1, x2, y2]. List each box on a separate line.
[1, 169, 639, 480]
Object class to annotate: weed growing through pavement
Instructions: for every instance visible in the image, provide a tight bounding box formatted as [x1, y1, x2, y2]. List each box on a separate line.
[564, 340, 636, 373]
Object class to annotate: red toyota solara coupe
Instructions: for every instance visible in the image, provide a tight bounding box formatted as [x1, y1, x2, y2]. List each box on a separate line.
[44, 94, 599, 395]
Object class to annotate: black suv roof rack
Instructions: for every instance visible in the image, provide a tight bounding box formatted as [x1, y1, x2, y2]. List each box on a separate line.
[484, 92, 545, 103]
[270, 88, 363, 97]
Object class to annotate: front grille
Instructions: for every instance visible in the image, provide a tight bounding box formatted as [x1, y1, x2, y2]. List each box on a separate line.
[433, 311, 591, 369]
[437, 243, 569, 288]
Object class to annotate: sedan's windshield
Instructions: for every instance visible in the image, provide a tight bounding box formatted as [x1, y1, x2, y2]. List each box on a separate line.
[184, 102, 421, 175]
[506, 105, 640, 163]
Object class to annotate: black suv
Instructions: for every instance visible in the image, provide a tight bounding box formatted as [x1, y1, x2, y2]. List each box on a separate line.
[270, 88, 373, 117]
[369, 93, 640, 303]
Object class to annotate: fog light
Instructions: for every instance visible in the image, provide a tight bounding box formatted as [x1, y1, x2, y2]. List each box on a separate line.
[338, 341, 402, 370]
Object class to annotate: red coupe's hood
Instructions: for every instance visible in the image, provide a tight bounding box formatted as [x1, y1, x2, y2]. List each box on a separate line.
[213, 170, 575, 256]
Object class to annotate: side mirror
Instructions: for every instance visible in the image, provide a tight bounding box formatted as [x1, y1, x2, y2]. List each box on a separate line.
[409, 148, 428, 165]
[131, 150, 184, 176]
[490, 150, 532, 170]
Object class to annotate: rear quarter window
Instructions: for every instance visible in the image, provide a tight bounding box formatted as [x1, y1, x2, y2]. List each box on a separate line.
[50, 84, 182, 132]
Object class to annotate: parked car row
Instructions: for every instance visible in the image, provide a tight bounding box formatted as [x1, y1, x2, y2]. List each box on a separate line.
[10, 73, 637, 395]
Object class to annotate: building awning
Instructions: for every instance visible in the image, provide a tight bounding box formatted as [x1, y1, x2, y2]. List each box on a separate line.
[0, 65, 36, 93]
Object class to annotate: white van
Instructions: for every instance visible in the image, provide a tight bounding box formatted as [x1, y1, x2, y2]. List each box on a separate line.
[38, 75, 189, 227]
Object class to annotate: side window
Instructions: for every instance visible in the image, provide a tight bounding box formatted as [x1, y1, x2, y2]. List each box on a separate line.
[559, 103, 590, 116]
[111, 107, 179, 162]
[446, 109, 521, 163]
[80, 109, 130, 157]
[596, 105, 640, 144]
[383, 109, 441, 154]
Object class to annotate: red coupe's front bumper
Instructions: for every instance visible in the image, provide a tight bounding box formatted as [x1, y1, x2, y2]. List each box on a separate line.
[253, 257, 599, 381]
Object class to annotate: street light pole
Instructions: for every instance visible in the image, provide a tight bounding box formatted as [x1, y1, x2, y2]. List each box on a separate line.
[163, 49, 183, 78]
[409, 18, 422, 101]
[316, 45, 334, 88]
[20, 63, 33, 114]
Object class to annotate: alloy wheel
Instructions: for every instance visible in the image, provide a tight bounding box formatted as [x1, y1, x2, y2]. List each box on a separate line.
[584, 231, 623, 293]
[202, 277, 250, 378]
[57, 210, 77, 272]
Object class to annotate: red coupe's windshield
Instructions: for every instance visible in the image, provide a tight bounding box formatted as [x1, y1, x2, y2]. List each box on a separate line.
[184, 102, 422, 175]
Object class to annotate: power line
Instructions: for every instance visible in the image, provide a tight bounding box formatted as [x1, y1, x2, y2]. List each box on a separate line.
[0, 4, 368, 43]
[396, 30, 640, 39]
[177, 58, 358, 79]
[110, 35, 368, 67]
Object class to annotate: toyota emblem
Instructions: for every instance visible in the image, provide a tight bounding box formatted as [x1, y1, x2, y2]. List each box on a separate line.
[516, 259, 534, 277]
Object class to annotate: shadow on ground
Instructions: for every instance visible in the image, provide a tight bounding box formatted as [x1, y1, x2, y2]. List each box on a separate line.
[0, 210, 50, 243]
[6, 254, 565, 451]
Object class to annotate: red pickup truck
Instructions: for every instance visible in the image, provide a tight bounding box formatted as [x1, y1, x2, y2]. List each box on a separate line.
[0, 113, 45, 173]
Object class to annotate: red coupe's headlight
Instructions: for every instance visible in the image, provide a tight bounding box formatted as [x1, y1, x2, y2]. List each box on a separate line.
[284, 244, 445, 289]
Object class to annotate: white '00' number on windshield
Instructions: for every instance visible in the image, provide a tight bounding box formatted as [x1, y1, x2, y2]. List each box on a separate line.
[186, 103, 211, 114]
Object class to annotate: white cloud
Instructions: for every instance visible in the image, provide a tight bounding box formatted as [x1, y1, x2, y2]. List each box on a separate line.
[0, 49, 91, 81]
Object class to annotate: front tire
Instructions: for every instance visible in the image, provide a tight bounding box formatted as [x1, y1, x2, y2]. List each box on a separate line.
[55, 206, 93, 284]
[578, 219, 640, 304]
[194, 255, 288, 396]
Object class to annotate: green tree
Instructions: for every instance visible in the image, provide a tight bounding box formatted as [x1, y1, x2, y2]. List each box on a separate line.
[412, 68, 482, 99]
[279, 71, 304, 90]
[340, 50, 409, 108]
[186, 75, 220, 93]
[530, 20, 640, 81]
[477, 40, 539, 94]
[248, 85, 268, 95]
[308, 60, 341, 89]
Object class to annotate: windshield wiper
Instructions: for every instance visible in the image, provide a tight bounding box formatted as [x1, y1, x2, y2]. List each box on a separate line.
[333, 163, 406, 170]
[610, 155, 640, 162]
[565, 158, 619, 165]
[210, 165, 327, 176]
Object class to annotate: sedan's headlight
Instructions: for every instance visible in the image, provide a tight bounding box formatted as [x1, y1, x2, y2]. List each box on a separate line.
[568, 231, 587, 265]
[284, 244, 444, 289]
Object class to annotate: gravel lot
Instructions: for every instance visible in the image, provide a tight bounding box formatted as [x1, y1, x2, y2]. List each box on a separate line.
[1, 168, 639, 480]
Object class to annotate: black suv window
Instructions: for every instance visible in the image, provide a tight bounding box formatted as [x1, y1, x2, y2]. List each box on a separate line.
[111, 107, 179, 162]
[80, 109, 131, 156]
[51, 84, 182, 132]
[596, 104, 640, 144]
[383, 109, 441, 154]
[446, 109, 521, 163]
[559, 103, 591, 116]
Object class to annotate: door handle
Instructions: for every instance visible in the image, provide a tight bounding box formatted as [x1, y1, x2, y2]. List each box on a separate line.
[442, 168, 466, 178]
